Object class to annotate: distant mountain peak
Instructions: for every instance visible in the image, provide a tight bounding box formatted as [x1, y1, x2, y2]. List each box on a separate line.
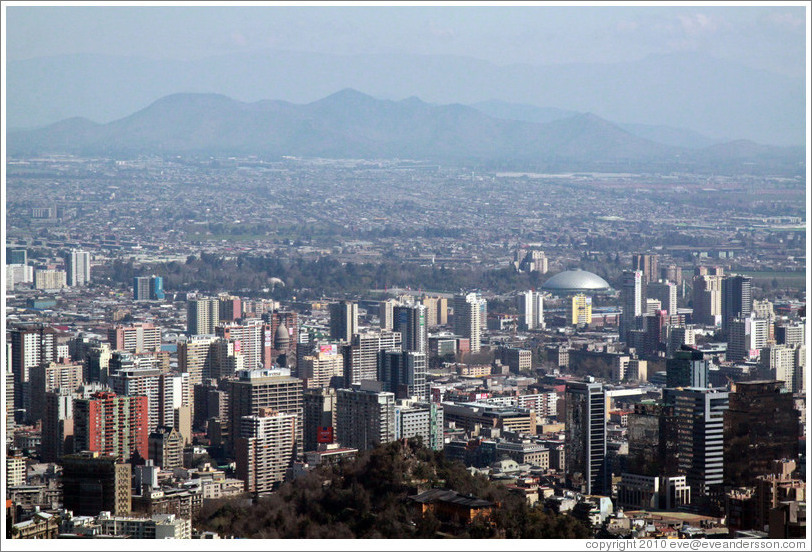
[314, 88, 377, 104]
[399, 95, 427, 106]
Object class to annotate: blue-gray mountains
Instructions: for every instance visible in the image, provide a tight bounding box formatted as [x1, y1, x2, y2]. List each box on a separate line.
[7, 51, 804, 147]
[8, 89, 803, 175]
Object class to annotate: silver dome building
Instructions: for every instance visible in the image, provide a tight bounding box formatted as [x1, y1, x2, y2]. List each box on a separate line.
[541, 269, 611, 294]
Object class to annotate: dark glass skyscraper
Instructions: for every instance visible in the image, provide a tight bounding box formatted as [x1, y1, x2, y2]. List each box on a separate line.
[626, 401, 679, 477]
[565, 379, 607, 495]
[722, 275, 752, 337]
[329, 301, 358, 343]
[666, 347, 709, 389]
[724, 380, 799, 488]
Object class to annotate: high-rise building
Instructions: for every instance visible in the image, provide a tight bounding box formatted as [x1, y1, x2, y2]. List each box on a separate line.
[6, 450, 26, 487]
[379, 299, 397, 330]
[453, 293, 482, 353]
[722, 275, 753, 337]
[632, 254, 659, 289]
[620, 271, 643, 343]
[303, 387, 337, 452]
[186, 297, 220, 335]
[520, 290, 545, 330]
[62, 452, 131, 516]
[300, 348, 344, 389]
[133, 277, 151, 301]
[192, 379, 229, 435]
[216, 319, 270, 370]
[108, 323, 162, 354]
[499, 347, 532, 375]
[665, 325, 696, 357]
[86, 343, 113, 383]
[626, 402, 679, 477]
[661, 264, 683, 289]
[6, 263, 33, 288]
[759, 345, 801, 393]
[34, 269, 67, 289]
[226, 368, 303, 456]
[133, 276, 164, 301]
[666, 347, 709, 389]
[10, 324, 57, 413]
[669, 387, 729, 513]
[148, 426, 185, 470]
[724, 381, 799, 488]
[7, 248, 27, 265]
[775, 322, 805, 347]
[379, 350, 428, 401]
[235, 408, 297, 495]
[419, 297, 437, 328]
[336, 381, 395, 451]
[329, 301, 358, 343]
[565, 379, 607, 496]
[343, 330, 401, 387]
[692, 274, 723, 326]
[66, 250, 91, 286]
[517, 249, 549, 273]
[73, 391, 149, 461]
[394, 400, 444, 451]
[393, 303, 428, 354]
[435, 297, 448, 326]
[41, 388, 75, 462]
[150, 276, 164, 300]
[568, 293, 592, 326]
[728, 315, 768, 362]
[218, 294, 242, 322]
[6, 343, 15, 445]
[177, 335, 217, 386]
[159, 372, 191, 443]
[626, 359, 648, 382]
[647, 280, 677, 316]
[793, 345, 805, 393]
[28, 361, 83, 422]
[109, 366, 163, 432]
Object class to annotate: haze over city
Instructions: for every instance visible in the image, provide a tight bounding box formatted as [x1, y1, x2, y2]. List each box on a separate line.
[2, 1, 810, 547]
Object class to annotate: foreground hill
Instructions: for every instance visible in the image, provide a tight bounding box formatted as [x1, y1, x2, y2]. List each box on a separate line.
[194, 440, 591, 539]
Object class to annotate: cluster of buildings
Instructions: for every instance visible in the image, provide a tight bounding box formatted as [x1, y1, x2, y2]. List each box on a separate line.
[5, 249, 806, 540]
[6, 248, 90, 292]
[3, 155, 807, 541]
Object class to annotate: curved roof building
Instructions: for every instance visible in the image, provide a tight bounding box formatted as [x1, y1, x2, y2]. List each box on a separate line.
[541, 269, 611, 294]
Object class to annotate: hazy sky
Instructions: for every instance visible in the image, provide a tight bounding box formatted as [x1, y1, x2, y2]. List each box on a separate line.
[5, 3, 808, 77]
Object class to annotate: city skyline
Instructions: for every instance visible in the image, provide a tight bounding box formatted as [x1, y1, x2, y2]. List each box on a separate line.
[2, 0, 809, 547]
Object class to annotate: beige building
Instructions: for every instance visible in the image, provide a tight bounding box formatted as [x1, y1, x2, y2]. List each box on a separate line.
[97, 512, 192, 539]
[6, 452, 26, 487]
[148, 426, 185, 469]
[33, 269, 66, 290]
[235, 408, 297, 495]
[300, 350, 344, 389]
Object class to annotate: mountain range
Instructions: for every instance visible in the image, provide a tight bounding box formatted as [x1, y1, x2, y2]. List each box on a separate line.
[6, 50, 805, 147]
[8, 90, 803, 175]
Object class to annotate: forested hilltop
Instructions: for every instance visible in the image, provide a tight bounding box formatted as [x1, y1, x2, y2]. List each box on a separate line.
[194, 440, 591, 539]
